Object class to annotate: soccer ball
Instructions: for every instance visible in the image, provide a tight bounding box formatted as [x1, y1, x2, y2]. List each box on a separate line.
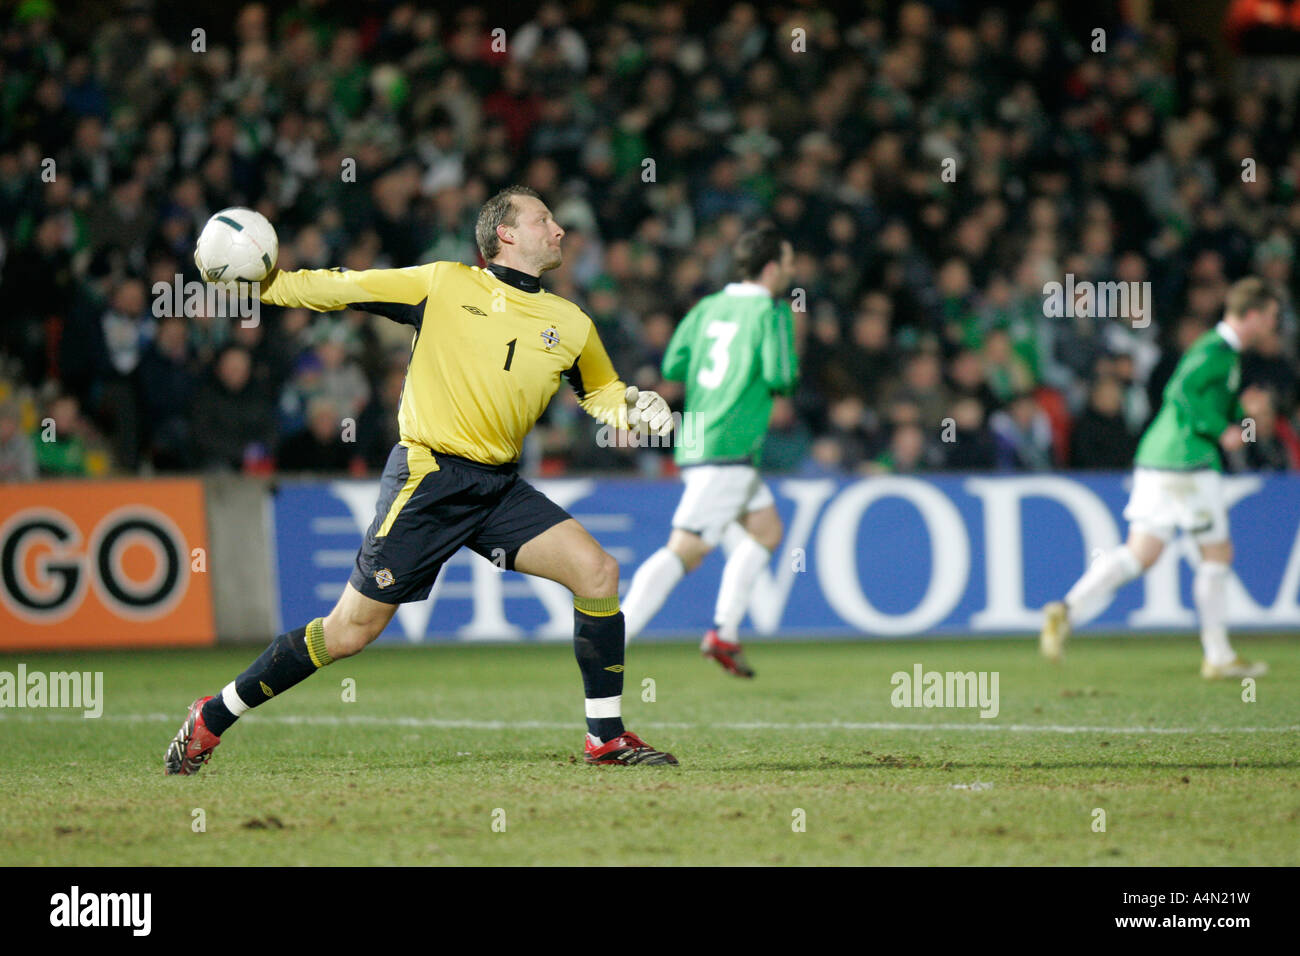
[194, 207, 278, 283]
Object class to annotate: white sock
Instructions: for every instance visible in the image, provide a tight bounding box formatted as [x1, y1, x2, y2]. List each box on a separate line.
[1194, 560, 1234, 665]
[585, 695, 622, 746]
[714, 535, 771, 642]
[220, 681, 250, 717]
[1064, 545, 1143, 623]
[622, 547, 686, 643]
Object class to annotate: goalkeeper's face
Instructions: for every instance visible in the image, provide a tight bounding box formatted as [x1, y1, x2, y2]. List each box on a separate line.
[508, 195, 566, 273]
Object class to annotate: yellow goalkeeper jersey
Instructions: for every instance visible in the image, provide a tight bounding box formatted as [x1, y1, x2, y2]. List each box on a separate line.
[260, 261, 628, 465]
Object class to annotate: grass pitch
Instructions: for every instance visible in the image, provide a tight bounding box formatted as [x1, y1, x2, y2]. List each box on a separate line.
[2, 634, 1296, 866]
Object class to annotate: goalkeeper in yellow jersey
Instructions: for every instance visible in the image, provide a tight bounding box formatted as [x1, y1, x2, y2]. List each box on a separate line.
[165, 186, 679, 771]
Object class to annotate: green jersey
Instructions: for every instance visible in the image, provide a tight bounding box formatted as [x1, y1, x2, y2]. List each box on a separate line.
[33, 433, 89, 476]
[661, 283, 798, 467]
[1135, 324, 1243, 471]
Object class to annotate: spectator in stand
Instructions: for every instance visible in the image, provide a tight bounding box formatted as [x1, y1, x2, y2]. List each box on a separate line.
[883, 351, 951, 429]
[982, 326, 1035, 406]
[137, 314, 196, 470]
[33, 393, 106, 477]
[0, 214, 76, 385]
[193, 345, 275, 472]
[1070, 377, 1139, 469]
[92, 276, 153, 471]
[312, 327, 371, 422]
[763, 396, 813, 473]
[935, 396, 998, 471]
[0, 400, 37, 482]
[947, 349, 1000, 417]
[821, 395, 875, 471]
[1242, 319, 1298, 414]
[277, 396, 358, 473]
[512, 1, 588, 76]
[867, 422, 931, 475]
[841, 309, 895, 405]
[1233, 385, 1300, 471]
[990, 391, 1055, 471]
[1108, 353, 1151, 436]
[357, 363, 407, 471]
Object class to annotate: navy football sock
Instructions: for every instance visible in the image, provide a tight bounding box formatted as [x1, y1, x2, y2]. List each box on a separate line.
[573, 596, 625, 742]
[201, 618, 333, 736]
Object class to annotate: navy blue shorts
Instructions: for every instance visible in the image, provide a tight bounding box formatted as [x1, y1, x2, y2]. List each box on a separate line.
[348, 444, 572, 604]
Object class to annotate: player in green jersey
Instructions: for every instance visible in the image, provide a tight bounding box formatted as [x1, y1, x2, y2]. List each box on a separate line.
[1041, 277, 1279, 678]
[622, 226, 798, 676]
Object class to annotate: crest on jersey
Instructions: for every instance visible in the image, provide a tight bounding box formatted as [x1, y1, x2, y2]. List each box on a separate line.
[540, 327, 559, 349]
[374, 568, 395, 589]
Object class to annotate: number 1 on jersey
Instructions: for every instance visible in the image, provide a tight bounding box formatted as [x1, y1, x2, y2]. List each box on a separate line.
[504, 337, 517, 371]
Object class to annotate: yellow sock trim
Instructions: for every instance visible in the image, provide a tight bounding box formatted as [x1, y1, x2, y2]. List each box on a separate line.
[574, 595, 620, 617]
[305, 617, 332, 667]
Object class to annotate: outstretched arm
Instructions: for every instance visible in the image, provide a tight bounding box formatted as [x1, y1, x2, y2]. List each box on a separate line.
[258, 264, 436, 318]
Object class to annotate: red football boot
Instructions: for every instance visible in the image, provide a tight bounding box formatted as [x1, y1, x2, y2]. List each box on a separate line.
[700, 629, 755, 678]
[584, 730, 678, 766]
[164, 696, 222, 775]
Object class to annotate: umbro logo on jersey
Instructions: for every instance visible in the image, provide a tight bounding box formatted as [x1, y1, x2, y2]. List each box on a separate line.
[541, 327, 559, 349]
[461, 304, 487, 316]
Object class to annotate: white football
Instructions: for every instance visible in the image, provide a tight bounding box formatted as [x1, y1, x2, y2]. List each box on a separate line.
[194, 207, 278, 283]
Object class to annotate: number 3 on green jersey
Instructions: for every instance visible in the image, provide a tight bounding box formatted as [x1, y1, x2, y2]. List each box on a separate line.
[661, 287, 799, 466]
[697, 321, 739, 389]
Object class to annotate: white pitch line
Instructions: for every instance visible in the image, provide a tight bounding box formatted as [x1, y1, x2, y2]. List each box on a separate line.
[0, 712, 1296, 734]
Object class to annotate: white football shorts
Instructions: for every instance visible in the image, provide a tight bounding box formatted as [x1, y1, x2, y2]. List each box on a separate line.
[670, 464, 775, 546]
[1123, 467, 1229, 543]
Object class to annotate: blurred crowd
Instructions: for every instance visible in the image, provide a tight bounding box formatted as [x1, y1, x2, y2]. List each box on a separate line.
[2, 0, 1300, 483]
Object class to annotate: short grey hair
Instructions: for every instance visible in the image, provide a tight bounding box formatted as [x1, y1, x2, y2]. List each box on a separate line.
[476, 185, 541, 261]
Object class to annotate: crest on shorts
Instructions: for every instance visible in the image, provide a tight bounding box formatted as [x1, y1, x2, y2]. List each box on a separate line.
[374, 568, 395, 589]
[540, 327, 559, 349]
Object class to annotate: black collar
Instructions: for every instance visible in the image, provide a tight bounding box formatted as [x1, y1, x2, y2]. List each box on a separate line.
[487, 262, 541, 293]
